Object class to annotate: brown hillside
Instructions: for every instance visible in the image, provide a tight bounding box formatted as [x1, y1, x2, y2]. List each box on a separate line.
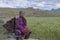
[0, 8, 60, 18]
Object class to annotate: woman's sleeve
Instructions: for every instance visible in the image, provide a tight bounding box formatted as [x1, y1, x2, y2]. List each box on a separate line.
[24, 17, 27, 26]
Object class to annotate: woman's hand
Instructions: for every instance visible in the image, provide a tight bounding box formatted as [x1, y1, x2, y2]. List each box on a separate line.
[21, 27, 32, 34]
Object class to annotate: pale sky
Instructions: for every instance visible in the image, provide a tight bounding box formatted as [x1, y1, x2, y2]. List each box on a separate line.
[0, 0, 60, 10]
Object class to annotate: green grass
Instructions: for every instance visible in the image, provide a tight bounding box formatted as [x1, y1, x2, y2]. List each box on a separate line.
[0, 20, 4, 40]
[26, 17, 60, 40]
[0, 20, 4, 23]
[0, 17, 60, 40]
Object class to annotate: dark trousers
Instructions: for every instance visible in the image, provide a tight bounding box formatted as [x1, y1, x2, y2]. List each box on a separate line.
[16, 32, 31, 40]
[24, 32, 31, 39]
[16, 37, 19, 40]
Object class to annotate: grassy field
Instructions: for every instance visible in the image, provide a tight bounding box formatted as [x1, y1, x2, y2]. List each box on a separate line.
[0, 17, 60, 40]
[0, 19, 4, 40]
[27, 17, 60, 40]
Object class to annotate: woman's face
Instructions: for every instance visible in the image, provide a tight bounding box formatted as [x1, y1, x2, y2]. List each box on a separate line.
[19, 12, 24, 17]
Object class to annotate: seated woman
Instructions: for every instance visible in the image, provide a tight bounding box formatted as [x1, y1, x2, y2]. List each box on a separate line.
[15, 11, 32, 40]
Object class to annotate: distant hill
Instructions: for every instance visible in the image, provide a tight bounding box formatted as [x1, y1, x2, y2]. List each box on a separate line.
[0, 8, 60, 18]
[51, 8, 60, 11]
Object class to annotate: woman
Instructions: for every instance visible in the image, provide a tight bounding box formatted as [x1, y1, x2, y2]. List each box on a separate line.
[15, 11, 31, 40]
